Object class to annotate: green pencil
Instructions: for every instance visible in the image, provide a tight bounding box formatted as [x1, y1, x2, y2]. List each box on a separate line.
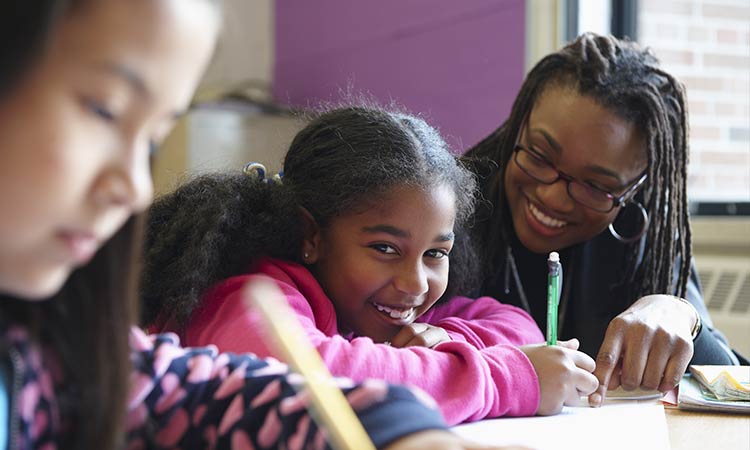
[546, 251, 561, 346]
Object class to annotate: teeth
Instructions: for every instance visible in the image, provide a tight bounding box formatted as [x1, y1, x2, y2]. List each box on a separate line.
[529, 202, 567, 228]
[374, 303, 415, 319]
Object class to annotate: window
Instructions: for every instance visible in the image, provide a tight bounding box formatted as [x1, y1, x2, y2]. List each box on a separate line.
[575, 0, 750, 202]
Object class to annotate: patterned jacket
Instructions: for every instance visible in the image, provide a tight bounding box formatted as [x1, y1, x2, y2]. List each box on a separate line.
[0, 321, 446, 449]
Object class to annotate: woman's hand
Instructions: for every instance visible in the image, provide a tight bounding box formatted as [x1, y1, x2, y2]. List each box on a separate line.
[520, 339, 598, 415]
[588, 294, 696, 406]
[390, 323, 451, 348]
[384, 430, 533, 450]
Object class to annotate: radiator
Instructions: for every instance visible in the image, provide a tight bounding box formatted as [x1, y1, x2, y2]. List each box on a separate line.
[692, 217, 750, 358]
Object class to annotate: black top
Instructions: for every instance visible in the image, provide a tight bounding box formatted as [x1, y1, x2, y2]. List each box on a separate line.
[477, 228, 741, 364]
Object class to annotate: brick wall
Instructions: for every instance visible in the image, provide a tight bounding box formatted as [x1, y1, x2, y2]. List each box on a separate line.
[639, 0, 750, 201]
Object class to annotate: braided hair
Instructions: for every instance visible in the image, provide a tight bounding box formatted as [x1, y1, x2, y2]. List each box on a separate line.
[463, 32, 691, 308]
[141, 105, 478, 326]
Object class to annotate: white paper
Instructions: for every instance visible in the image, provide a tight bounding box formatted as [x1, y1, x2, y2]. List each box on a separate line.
[605, 387, 664, 401]
[451, 402, 670, 450]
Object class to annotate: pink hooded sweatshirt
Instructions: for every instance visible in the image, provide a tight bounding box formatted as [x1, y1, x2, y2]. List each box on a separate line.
[154, 258, 544, 425]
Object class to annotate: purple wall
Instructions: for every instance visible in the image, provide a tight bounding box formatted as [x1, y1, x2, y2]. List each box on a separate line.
[273, 1, 525, 151]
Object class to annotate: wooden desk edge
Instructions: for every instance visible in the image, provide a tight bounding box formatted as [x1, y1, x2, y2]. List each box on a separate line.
[665, 406, 750, 450]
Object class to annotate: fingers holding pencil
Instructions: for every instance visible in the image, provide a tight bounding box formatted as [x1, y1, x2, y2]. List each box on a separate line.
[520, 341, 598, 415]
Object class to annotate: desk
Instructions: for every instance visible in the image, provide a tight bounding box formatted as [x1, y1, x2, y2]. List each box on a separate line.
[665, 408, 750, 450]
[452, 403, 749, 450]
[453, 402, 669, 450]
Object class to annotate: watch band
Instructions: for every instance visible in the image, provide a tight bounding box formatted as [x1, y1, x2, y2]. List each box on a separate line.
[674, 296, 702, 340]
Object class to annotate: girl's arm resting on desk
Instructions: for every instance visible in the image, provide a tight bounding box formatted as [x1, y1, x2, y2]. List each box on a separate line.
[316, 338, 540, 425]
[127, 328, 447, 449]
[190, 283, 541, 425]
[419, 296, 544, 349]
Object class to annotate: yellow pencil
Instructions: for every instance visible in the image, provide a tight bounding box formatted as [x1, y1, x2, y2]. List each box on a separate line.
[242, 278, 377, 450]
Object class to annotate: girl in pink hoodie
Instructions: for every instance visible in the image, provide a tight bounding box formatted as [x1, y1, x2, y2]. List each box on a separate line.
[143, 106, 598, 425]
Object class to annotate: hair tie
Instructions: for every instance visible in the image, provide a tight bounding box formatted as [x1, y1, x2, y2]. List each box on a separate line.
[243, 162, 283, 185]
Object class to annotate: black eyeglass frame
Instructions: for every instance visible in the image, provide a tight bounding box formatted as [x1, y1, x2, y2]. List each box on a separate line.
[512, 143, 648, 213]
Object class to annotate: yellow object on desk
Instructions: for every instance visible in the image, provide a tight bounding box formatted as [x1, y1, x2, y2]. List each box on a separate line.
[678, 374, 750, 414]
[243, 279, 377, 450]
[689, 365, 750, 401]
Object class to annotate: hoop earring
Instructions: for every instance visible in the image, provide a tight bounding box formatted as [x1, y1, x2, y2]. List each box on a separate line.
[608, 200, 649, 243]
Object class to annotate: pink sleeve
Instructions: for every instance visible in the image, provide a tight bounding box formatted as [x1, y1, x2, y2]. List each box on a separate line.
[187, 278, 540, 425]
[315, 333, 540, 425]
[418, 296, 544, 349]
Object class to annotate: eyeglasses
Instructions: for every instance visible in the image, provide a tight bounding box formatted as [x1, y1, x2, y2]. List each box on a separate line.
[512, 144, 648, 213]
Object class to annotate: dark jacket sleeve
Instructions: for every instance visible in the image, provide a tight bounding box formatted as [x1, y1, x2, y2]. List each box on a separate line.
[684, 261, 741, 365]
[126, 331, 447, 449]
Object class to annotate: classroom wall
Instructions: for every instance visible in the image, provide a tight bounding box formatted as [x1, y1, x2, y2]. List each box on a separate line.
[153, 0, 279, 194]
[155, 0, 527, 191]
[200, 0, 273, 89]
[273, 0, 526, 151]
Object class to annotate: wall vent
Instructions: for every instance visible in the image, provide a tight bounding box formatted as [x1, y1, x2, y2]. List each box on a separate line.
[692, 217, 750, 359]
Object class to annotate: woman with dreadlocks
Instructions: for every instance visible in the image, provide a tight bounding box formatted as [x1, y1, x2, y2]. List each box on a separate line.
[462, 33, 742, 408]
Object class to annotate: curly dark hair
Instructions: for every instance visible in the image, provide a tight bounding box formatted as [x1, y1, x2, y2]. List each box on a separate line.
[141, 105, 478, 326]
[463, 32, 692, 309]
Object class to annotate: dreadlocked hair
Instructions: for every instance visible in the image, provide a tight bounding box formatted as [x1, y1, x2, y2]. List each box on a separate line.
[463, 32, 691, 310]
[141, 105, 478, 327]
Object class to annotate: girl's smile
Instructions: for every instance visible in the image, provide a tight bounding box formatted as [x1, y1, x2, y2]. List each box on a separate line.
[371, 301, 420, 324]
[307, 184, 456, 343]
